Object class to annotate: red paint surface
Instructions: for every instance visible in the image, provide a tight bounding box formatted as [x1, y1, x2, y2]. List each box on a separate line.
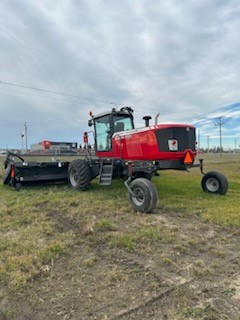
[96, 124, 197, 161]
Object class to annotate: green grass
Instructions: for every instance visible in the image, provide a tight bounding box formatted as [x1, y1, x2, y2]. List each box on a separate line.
[109, 234, 135, 250]
[154, 153, 240, 226]
[0, 153, 239, 298]
[95, 218, 118, 231]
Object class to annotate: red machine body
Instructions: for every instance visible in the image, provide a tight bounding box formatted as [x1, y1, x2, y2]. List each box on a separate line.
[88, 107, 198, 170]
[96, 124, 197, 163]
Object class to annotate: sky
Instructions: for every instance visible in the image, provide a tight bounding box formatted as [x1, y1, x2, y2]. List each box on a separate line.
[1, 0, 240, 149]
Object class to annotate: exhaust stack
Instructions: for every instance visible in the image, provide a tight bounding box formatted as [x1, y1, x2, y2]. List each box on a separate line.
[143, 116, 152, 127]
[155, 113, 160, 125]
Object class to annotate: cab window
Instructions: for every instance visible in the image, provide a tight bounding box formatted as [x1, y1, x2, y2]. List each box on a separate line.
[113, 115, 134, 133]
[95, 116, 111, 151]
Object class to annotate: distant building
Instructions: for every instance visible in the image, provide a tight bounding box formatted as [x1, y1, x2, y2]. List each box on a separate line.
[31, 140, 78, 153]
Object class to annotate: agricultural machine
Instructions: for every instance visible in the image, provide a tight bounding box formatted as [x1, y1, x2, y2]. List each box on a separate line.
[3, 107, 228, 212]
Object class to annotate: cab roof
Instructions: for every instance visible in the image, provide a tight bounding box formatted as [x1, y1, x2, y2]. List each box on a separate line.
[91, 107, 134, 120]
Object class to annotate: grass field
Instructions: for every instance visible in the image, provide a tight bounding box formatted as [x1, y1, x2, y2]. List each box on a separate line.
[0, 153, 239, 319]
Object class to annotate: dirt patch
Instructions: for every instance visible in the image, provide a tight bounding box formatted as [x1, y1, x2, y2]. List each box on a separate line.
[47, 210, 80, 234]
[1, 210, 240, 320]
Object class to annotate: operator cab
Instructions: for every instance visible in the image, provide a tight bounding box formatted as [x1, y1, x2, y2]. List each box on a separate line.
[88, 107, 134, 152]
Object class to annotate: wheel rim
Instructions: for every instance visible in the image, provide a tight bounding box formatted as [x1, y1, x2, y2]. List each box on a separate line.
[132, 188, 145, 206]
[70, 169, 78, 187]
[206, 177, 219, 192]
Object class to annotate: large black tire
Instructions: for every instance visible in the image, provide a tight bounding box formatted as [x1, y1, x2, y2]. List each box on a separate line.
[129, 177, 158, 213]
[201, 171, 228, 195]
[68, 159, 91, 191]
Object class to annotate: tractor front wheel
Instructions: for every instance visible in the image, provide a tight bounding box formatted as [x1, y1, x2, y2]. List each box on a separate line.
[129, 178, 158, 213]
[201, 171, 228, 195]
[68, 159, 91, 191]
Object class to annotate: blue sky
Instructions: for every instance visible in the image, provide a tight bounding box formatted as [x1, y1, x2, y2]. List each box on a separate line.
[193, 102, 240, 149]
[1, 1, 240, 149]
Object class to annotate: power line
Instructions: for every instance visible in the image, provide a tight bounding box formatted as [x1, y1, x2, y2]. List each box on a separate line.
[0, 80, 114, 105]
[0, 79, 200, 116]
[0, 88, 96, 106]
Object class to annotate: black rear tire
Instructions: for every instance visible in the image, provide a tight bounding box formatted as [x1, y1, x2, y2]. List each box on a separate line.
[68, 159, 91, 191]
[201, 171, 228, 195]
[129, 178, 158, 213]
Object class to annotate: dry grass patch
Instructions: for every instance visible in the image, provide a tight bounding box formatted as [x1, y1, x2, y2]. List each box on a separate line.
[0, 153, 240, 307]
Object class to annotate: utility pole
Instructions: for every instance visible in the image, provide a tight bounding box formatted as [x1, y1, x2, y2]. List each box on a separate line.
[198, 129, 200, 151]
[215, 117, 225, 157]
[24, 121, 28, 151]
[207, 135, 210, 152]
[21, 132, 24, 151]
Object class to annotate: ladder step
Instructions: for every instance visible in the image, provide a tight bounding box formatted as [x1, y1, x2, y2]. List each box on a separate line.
[99, 159, 113, 186]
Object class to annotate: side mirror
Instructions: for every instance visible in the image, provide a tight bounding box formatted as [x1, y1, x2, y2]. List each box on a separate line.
[88, 120, 93, 127]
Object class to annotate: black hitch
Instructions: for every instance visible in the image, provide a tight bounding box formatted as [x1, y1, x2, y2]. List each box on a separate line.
[190, 158, 205, 174]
